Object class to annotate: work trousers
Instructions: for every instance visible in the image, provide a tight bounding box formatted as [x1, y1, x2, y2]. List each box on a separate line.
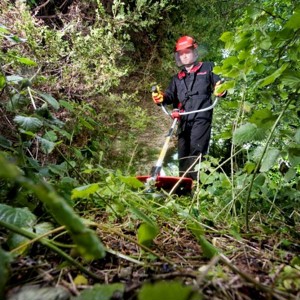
[178, 118, 211, 180]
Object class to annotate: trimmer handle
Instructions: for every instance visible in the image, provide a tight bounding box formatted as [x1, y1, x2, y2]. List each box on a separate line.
[151, 85, 160, 94]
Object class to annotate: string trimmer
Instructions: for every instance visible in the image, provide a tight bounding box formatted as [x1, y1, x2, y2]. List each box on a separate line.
[136, 87, 219, 195]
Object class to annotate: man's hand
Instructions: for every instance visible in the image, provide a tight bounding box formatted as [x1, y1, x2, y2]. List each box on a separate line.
[171, 109, 180, 119]
[151, 85, 164, 104]
[152, 91, 164, 104]
[214, 80, 226, 97]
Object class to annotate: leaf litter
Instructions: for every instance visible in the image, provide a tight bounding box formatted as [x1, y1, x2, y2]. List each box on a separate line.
[5, 210, 300, 300]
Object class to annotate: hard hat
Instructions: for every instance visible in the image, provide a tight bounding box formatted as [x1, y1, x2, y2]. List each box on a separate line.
[175, 36, 198, 52]
[174, 36, 199, 67]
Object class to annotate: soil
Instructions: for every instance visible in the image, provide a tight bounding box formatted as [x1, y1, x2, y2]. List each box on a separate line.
[135, 101, 178, 175]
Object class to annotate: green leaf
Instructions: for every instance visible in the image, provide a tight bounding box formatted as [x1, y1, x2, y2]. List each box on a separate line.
[0, 74, 6, 89]
[217, 130, 232, 140]
[36, 104, 53, 119]
[7, 229, 32, 254]
[74, 283, 124, 300]
[14, 115, 43, 132]
[19, 129, 35, 137]
[0, 204, 37, 227]
[137, 223, 159, 248]
[259, 38, 272, 50]
[188, 222, 219, 259]
[43, 131, 58, 142]
[5, 35, 26, 43]
[36, 91, 60, 110]
[199, 172, 217, 185]
[6, 93, 29, 111]
[243, 161, 256, 174]
[295, 128, 300, 144]
[197, 235, 219, 259]
[249, 109, 277, 129]
[0, 135, 12, 149]
[257, 63, 288, 87]
[235, 33, 252, 51]
[0, 248, 13, 299]
[0, 153, 23, 178]
[30, 181, 105, 260]
[281, 71, 300, 89]
[72, 229, 106, 261]
[6, 285, 70, 300]
[233, 123, 267, 145]
[219, 31, 233, 43]
[238, 50, 249, 60]
[34, 222, 54, 235]
[38, 137, 56, 154]
[288, 145, 300, 167]
[0, 153, 105, 260]
[222, 56, 239, 68]
[260, 148, 280, 172]
[48, 162, 69, 176]
[285, 9, 300, 29]
[284, 168, 296, 182]
[79, 117, 94, 130]
[253, 63, 266, 74]
[129, 205, 157, 228]
[254, 173, 266, 186]
[6, 75, 24, 83]
[290, 256, 300, 268]
[59, 100, 74, 111]
[221, 80, 235, 91]
[252, 146, 264, 162]
[16, 57, 37, 66]
[119, 176, 144, 188]
[0, 24, 10, 34]
[138, 280, 200, 300]
[71, 183, 100, 200]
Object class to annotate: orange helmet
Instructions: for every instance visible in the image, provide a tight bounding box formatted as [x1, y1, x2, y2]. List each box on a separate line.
[175, 36, 198, 52]
[174, 36, 199, 67]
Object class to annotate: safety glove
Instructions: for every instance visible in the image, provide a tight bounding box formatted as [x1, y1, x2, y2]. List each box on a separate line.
[151, 85, 164, 104]
[214, 80, 226, 97]
[171, 109, 181, 120]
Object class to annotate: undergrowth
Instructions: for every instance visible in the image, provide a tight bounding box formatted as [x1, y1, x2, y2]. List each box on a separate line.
[0, 1, 300, 299]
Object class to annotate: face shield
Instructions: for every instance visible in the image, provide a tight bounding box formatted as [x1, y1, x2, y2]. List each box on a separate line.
[174, 47, 199, 67]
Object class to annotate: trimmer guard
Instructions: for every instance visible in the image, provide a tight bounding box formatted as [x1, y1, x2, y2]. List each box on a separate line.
[136, 175, 193, 193]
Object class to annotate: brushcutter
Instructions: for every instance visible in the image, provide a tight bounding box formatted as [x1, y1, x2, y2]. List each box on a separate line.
[136, 87, 219, 195]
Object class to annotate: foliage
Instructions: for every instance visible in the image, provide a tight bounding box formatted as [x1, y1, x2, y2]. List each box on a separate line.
[0, 0, 300, 299]
[0, 153, 105, 259]
[138, 281, 201, 300]
[212, 0, 300, 229]
[72, 283, 124, 300]
[0, 248, 13, 299]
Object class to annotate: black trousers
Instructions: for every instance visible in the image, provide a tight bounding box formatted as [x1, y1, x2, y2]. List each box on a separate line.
[178, 119, 211, 180]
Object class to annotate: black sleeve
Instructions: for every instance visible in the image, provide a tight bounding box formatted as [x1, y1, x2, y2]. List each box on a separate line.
[163, 76, 179, 108]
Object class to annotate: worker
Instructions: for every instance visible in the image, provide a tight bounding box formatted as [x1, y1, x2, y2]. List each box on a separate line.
[152, 35, 226, 180]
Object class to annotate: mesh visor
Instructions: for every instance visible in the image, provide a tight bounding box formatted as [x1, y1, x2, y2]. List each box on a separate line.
[174, 47, 199, 67]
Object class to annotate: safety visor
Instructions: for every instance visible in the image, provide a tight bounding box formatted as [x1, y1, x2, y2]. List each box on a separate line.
[174, 47, 199, 67]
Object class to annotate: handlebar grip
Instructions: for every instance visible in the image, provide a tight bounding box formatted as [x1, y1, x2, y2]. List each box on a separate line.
[151, 85, 160, 94]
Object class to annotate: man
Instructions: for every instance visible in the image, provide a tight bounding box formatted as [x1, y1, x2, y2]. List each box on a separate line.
[152, 35, 226, 180]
